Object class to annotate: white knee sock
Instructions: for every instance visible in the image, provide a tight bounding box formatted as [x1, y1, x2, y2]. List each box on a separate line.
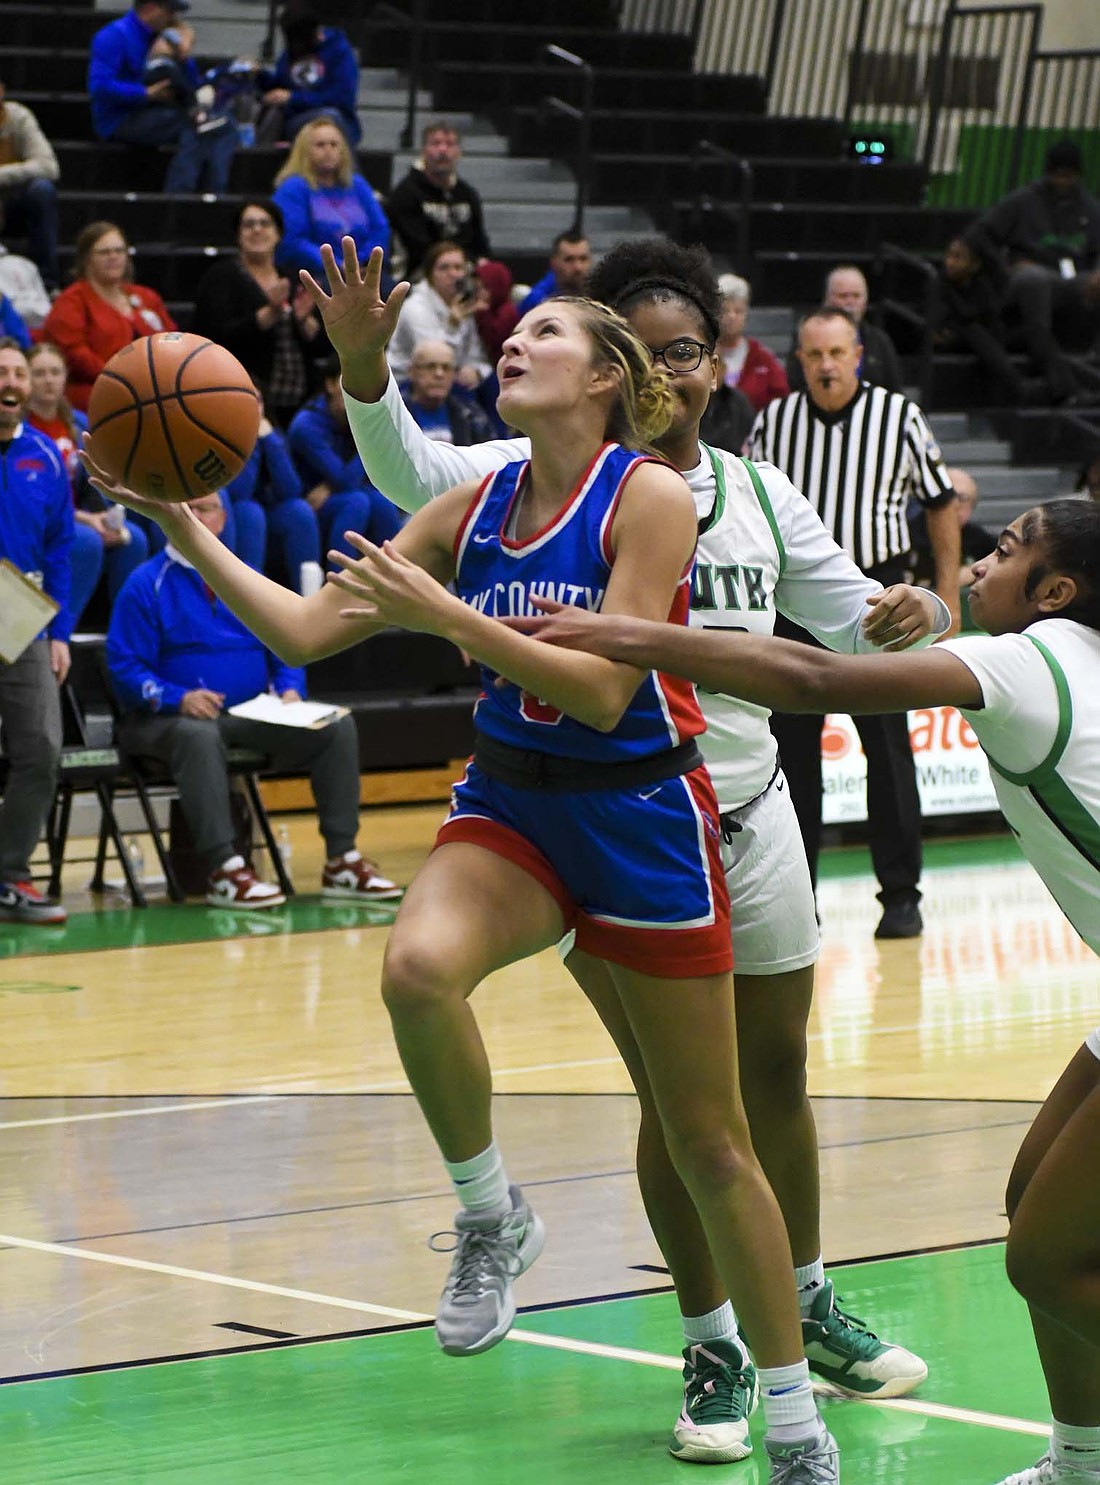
[443, 1142, 510, 1218]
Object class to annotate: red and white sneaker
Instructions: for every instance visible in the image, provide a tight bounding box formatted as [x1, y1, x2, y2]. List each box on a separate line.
[0, 880, 67, 925]
[206, 860, 286, 910]
[321, 851, 402, 901]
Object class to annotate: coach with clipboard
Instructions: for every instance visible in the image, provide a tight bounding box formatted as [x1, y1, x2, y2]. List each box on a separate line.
[0, 337, 74, 925]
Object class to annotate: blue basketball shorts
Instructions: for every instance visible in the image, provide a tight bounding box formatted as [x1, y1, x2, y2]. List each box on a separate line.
[435, 760, 733, 978]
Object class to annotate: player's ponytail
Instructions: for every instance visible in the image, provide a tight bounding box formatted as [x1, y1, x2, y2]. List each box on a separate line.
[566, 296, 675, 454]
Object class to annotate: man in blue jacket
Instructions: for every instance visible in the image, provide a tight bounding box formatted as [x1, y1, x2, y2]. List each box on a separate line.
[88, 0, 236, 193]
[0, 338, 73, 925]
[106, 491, 399, 909]
[257, 2, 361, 146]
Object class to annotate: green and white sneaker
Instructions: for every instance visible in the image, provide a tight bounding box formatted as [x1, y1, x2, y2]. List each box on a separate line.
[431, 1185, 545, 1357]
[996, 1455, 1100, 1483]
[670, 1339, 758, 1463]
[802, 1280, 928, 1398]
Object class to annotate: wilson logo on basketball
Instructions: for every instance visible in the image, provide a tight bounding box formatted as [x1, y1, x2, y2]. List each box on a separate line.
[821, 719, 852, 760]
[193, 450, 230, 485]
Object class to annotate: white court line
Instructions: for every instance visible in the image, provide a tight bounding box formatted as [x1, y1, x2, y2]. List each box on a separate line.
[0, 1096, 280, 1132]
[0, 1230, 1052, 1440]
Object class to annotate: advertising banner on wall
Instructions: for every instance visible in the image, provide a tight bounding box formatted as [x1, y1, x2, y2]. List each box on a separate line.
[820, 707, 999, 823]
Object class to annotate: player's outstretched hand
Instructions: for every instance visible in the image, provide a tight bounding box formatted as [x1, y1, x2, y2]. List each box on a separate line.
[299, 241, 410, 366]
[501, 597, 620, 653]
[79, 436, 197, 537]
[862, 583, 945, 651]
[327, 533, 463, 636]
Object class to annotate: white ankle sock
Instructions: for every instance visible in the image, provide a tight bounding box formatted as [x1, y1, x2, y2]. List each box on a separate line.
[795, 1256, 826, 1314]
[682, 1301, 740, 1348]
[444, 1142, 510, 1217]
[758, 1360, 821, 1442]
[1053, 1419, 1100, 1468]
[218, 854, 245, 873]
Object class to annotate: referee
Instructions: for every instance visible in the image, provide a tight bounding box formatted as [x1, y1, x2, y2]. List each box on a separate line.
[750, 306, 961, 939]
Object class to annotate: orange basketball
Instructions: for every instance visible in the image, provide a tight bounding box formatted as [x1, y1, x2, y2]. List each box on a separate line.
[87, 332, 260, 503]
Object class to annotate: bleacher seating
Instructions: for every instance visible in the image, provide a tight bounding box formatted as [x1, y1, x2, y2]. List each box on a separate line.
[10, 0, 1093, 807]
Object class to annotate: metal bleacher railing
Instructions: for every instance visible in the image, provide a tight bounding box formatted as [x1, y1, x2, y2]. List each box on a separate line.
[609, 0, 1100, 209]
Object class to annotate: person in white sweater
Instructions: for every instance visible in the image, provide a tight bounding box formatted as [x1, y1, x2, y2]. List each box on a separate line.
[388, 238, 491, 389]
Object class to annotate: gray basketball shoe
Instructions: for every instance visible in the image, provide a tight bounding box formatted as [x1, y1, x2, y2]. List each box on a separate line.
[432, 1184, 545, 1356]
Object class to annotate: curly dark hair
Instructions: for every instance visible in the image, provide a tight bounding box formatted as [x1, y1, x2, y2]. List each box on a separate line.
[585, 238, 721, 345]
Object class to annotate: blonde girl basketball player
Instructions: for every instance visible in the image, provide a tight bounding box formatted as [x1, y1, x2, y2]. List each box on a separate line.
[84, 266, 839, 1484]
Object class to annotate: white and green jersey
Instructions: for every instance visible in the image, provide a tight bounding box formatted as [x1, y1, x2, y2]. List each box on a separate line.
[687, 445, 949, 806]
[941, 619, 1100, 954]
[344, 382, 948, 809]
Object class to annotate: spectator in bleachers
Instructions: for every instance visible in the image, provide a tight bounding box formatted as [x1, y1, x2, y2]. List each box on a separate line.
[287, 355, 403, 558]
[386, 121, 492, 279]
[192, 199, 324, 430]
[907, 466, 995, 595]
[0, 80, 60, 294]
[105, 490, 399, 909]
[25, 342, 148, 626]
[388, 240, 491, 389]
[698, 272, 782, 455]
[88, 0, 236, 195]
[517, 231, 592, 315]
[0, 338, 71, 925]
[272, 118, 390, 281]
[787, 264, 904, 394]
[41, 221, 176, 412]
[472, 258, 518, 364]
[931, 236, 1029, 405]
[712, 273, 789, 412]
[966, 139, 1100, 407]
[256, 2, 361, 148]
[0, 244, 51, 329]
[223, 389, 321, 592]
[399, 339, 495, 446]
[0, 292, 29, 349]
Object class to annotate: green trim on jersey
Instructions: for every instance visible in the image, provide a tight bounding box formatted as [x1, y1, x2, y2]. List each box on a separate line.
[699, 444, 727, 534]
[739, 455, 787, 577]
[986, 635, 1100, 872]
[984, 636, 1073, 787]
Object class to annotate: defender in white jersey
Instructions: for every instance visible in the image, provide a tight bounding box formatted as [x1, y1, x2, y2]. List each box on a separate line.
[318, 237, 939, 1471]
[514, 497, 1100, 1485]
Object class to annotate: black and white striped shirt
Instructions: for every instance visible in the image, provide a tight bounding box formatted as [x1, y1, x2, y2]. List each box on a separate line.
[748, 383, 955, 572]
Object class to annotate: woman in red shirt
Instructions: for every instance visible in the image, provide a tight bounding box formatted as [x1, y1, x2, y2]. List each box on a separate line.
[41, 221, 176, 412]
[714, 272, 789, 413]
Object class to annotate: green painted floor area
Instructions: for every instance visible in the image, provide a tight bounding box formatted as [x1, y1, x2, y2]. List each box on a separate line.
[0, 1246, 1051, 1484]
[0, 894, 401, 962]
[1, 831, 1020, 962]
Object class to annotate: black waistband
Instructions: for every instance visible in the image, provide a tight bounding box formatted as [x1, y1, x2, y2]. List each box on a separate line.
[473, 733, 704, 794]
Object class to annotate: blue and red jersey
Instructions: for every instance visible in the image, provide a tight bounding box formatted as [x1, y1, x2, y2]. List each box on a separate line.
[453, 442, 703, 762]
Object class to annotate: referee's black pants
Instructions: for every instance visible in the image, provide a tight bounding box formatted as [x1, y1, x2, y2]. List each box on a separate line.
[769, 569, 922, 905]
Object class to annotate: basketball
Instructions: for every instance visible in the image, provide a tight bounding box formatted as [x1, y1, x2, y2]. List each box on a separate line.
[86, 332, 261, 503]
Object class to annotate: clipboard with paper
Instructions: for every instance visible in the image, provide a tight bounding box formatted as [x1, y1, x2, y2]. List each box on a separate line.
[0, 560, 60, 665]
[226, 693, 350, 729]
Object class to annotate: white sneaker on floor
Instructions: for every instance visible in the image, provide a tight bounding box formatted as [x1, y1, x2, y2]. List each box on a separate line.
[321, 851, 402, 901]
[206, 862, 286, 909]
